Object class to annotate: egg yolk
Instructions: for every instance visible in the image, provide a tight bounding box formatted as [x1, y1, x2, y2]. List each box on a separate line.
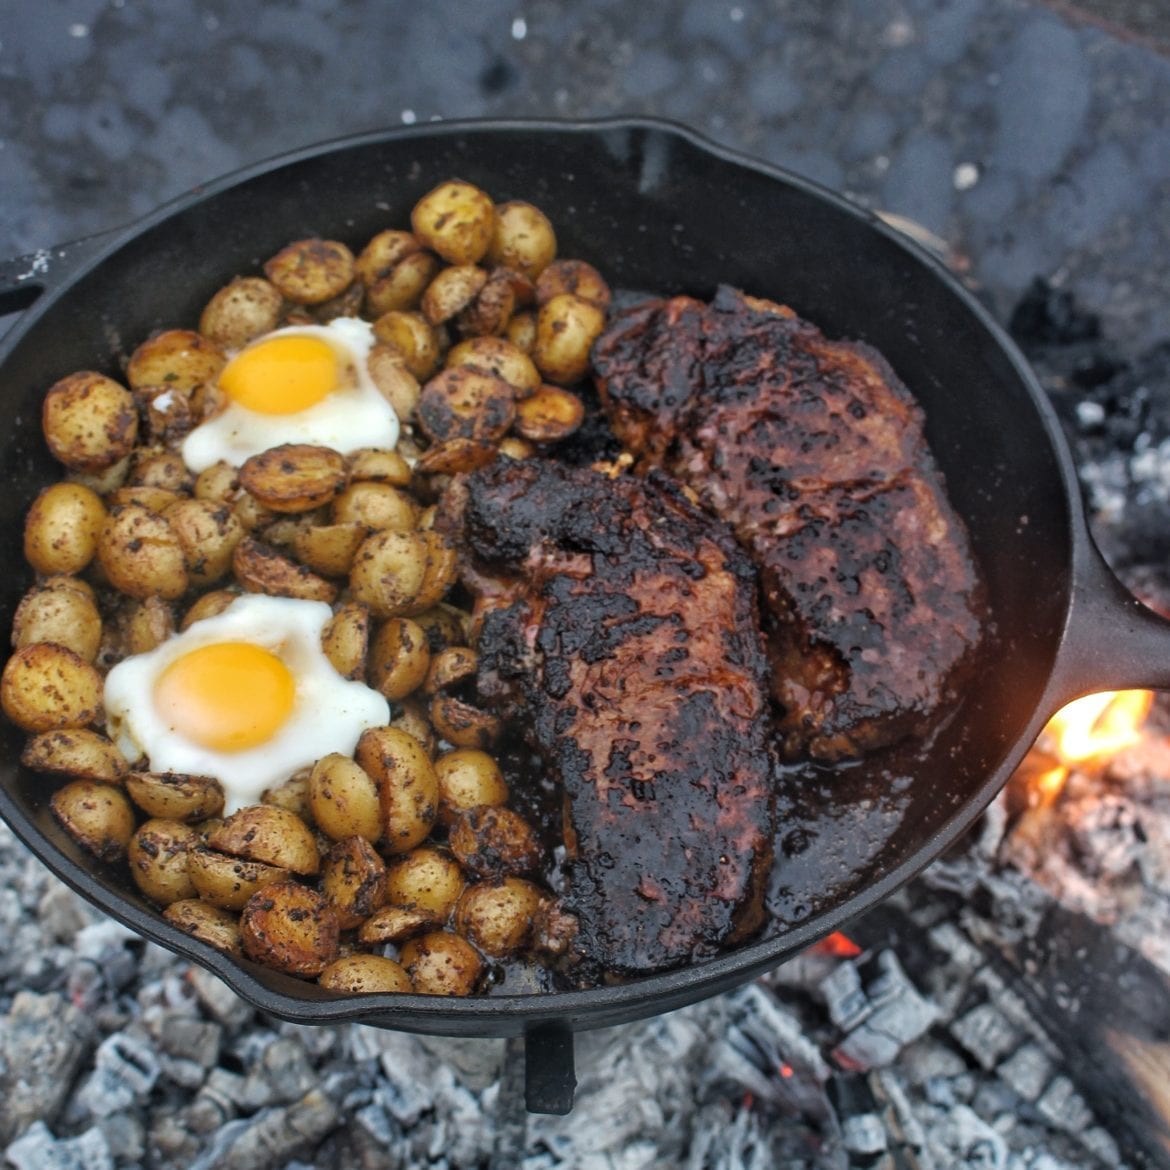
[219, 335, 339, 414]
[153, 642, 296, 751]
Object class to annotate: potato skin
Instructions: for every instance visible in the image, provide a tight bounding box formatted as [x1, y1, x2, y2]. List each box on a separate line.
[1, 643, 103, 733]
[164, 498, 245, 586]
[487, 201, 557, 279]
[241, 880, 340, 977]
[411, 180, 496, 266]
[355, 725, 439, 854]
[263, 238, 356, 305]
[187, 847, 288, 911]
[207, 804, 321, 876]
[454, 877, 544, 958]
[24, 483, 107, 576]
[126, 330, 226, 392]
[98, 504, 189, 601]
[50, 779, 136, 862]
[320, 835, 387, 929]
[318, 953, 412, 993]
[239, 444, 348, 514]
[531, 293, 606, 385]
[199, 277, 284, 349]
[309, 753, 383, 843]
[399, 930, 483, 996]
[128, 818, 200, 906]
[163, 899, 244, 956]
[42, 371, 138, 472]
[12, 579, 103, 662]
[21, 728, 130, 784]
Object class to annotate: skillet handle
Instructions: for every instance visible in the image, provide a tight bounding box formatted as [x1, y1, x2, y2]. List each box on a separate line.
[524, 1022, 576, 1114]
[1052, 532, 1170, 705]
[0, 230, 121, 324]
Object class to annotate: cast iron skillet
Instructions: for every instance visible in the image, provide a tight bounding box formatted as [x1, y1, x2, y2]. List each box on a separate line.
[4, 117, 1170, 1113]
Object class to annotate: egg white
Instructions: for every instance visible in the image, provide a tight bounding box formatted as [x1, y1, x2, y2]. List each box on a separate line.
[103, 594, 389, 812]
[181, 317, 399, 471]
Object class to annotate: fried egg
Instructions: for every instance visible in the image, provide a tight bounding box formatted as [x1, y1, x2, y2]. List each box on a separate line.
[181, 317, 398, 471]
[104, 595, 389, 812]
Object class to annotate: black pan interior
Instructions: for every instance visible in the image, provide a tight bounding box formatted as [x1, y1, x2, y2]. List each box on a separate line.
[0, 120, 1077, 1035]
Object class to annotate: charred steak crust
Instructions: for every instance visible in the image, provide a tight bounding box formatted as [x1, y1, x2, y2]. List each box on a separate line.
[593, 285, 984, 760]
[457, 459, 776, 975]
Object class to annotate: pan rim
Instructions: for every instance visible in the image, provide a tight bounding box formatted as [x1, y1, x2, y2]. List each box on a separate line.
[0, 114, 1086, 1031]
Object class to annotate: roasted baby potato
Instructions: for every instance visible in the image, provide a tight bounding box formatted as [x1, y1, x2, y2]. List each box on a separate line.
[448, 806, 543, 879]
[445, 336, 540, 399]
[411, 180, 496, 266]
[239, 444, 348, 514]
[50, 779, 136, 862]
[232, 537, 339, 603]
[355, 725, 439, 854]
[308, 753, 383, 843]
[357, 903, 440, 945]
[187, 846, 288, 911]
[534, 258, 612, 309]
[292, 521, 367, 578]
[21, 727, 130, 784]
[163, 899, 244, 956]
[384, 845, 466, 919]
[347, 447, 413, 487]
[332, 482, 418, 532]
[369, 617, 431, 701]
[399, 930, 483, 996]
[199, 276, 284, 349]
[348, 530, 429, 618]
[487, 200, 557, 280]
[24, 483, 107, 576]
[429, 692, 501, 750]
[207, 804, 321, 876]
[514, 384, 586, 443]
[366, 345, 423, 424]
[164, 498, 245, 586]
[418, 367, 516, 445]
[42, 371, 138, 472]
[1, 642, 103, 733]
[456, 267, 517, 337]
[319, 601, 370, 679]
[320, 835, 387, 929]
[125, 771, 225, 822]
[433, 749, 509, 825]
[241, 880, 340, 977]
[12, 578, 103, 662]
[531, 293, 607, 385]
[372, 310, 444, 380]
[128, 818, 200, 905]
[126, 329, 226, 392]
[263, 238, 356, 305]
[454, 877, 544, 958]
[98, 504, 189, 601]
[421, 264, 489, 326]
[118, 595, 176, 656]
[318, 953, 412, 993]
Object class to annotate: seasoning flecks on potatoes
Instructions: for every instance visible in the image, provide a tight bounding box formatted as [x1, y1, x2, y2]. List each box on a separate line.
[263, 238, 356, 306]
[126, 330, 226, 393]
[241, 879, 340, 977]
[1, 642, 103, 733]
[42, 372, 138, 472]
[24, 482, 107, 576]
[22, 727, 130, 784]
[410, 180, 496, 266]
[12, 578, 103, 662]
[98, 504, 189, 601]
[199, 276, 285, 350]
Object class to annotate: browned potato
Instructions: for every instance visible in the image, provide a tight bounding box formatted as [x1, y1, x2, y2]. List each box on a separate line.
[42, 371, 138, 471]
[413, 437, 498, 477]
[456, 268, 516, 337]
[487, 201, 557, 279]
[434, 749, 509, 825]
[448, 806, 543, 879]
[355, 725, 439, 854]
[399, 931, 483, 996]
[107, 484, 184, 515]
[358, 903, 441, 945]
[320, 601, 370, 679]
[239, 444, 347, 514]
[389, 699, 436, 757]
[411, 180, 496, 265]
[321, 835, 387, 929]
[355, 229, 423, 288]
[23, 483, 106, 576]
[369, 617, 430, 701]
[332, 482, 418, 532]
[50, 779, 136, 861]
[308, 753, 383, 843]
[498, 436, 536, 461]
[21, 728, 129, 784]
[292, 522, 367, 578]
[348, 530, 428, 618]
[129, 449, 192, 492]
[199, 276, 284, 349]
[133, 384, 196, 446]
[118, 595, 176, 656]
[531, 294, 607, 385]
[241, 880, 340, 977]
[514, 385, 586, 443]
[12, 579, 102, 662]
[126, 330, 226, 392]
[125, 771, 225, 821]
[534, 259, 612, 309]
[262, 770, 313, 820]
[312, 281, 364, 323]
[421, 265, 488, 326]
[506, 310, 537, 354]
[405, 532, 460, 615]
[412, 604, 469, 652]
[207, 804, 321, 875]
[418, 368, 515, 445]
[366, 250, 441, 317]
[384, 846, 466, 918]
[164, 498, 245, 586]
[372, 310, 443, 380]
[128, 818, 200, 905]
[454, 878, 544, 958]
[1, 643, 103, 732]
[318, 953, 412, 993]
[263, 239, 356, 305]
[366, 345, 422, 424]
[347, 448, 412, 487]
[98, 504, 189, 601]
[181, 589, 239, 630]
[429, 693, 501, 750]
[445, 336, 540, 398]
[187, 846, 288, 911]
[67, 453, 132, 496]
[233, 537, 338, 603]
[424, 646, 477, 694]
[164, 899, 244, 956]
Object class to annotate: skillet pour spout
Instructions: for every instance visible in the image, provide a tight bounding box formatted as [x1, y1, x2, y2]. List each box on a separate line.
[3, 116, 1170, 1114]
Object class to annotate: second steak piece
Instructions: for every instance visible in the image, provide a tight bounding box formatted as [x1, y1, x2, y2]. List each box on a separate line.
[453, 458, 776, 975]
[593, 286, 984, 761]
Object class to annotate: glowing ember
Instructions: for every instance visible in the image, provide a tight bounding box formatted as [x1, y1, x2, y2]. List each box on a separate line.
[808, 931, 862, 958]
[1046, 690, 1154, 765]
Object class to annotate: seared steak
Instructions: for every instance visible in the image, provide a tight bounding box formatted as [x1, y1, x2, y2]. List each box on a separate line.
[593, 286, 983, 760]
[450, 458, 775, 975]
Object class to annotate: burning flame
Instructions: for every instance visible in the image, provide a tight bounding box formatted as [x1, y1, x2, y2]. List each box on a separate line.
[1046, 690, 1154, 765]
